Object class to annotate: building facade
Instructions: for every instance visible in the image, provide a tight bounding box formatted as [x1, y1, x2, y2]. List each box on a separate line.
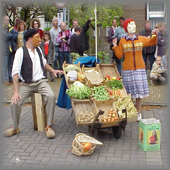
[122, 1, 167, 34]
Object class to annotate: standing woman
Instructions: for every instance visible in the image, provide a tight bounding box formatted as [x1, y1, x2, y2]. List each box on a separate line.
[17, 20, 27, 48]
[40, 31, 55, 82]
[112, 19, 158, 121]
[30, 18, 44, 41]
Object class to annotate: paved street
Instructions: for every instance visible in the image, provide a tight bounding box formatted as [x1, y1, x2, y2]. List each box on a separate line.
[1, 75, 169, 169]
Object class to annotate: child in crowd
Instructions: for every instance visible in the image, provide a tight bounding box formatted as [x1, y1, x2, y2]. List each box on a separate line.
[40, 31, 55, 82]
[150, 55, 167, 85]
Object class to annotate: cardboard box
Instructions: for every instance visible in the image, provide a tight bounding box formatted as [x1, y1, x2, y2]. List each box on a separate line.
[138, 118, 161, 151]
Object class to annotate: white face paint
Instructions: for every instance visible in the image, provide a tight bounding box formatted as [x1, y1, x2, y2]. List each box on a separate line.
[127, 21, 136, 33]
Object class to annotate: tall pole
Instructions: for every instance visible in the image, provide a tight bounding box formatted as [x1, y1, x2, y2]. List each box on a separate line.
[94, 2, 97, 62]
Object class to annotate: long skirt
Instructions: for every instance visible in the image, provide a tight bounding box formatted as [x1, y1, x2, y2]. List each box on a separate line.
[122, 69, 149, 99]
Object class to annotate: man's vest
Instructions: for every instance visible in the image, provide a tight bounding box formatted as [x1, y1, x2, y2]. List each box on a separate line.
[21, 45, 45, 83]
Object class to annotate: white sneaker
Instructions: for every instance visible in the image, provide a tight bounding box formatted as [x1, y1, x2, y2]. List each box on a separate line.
[137, 113, 142, 122]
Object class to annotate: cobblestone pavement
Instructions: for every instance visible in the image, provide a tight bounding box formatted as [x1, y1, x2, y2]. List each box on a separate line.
[1, 73, 169, 169]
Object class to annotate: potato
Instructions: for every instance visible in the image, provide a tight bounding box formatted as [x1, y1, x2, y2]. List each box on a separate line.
[79, 119, 84, 123]
[81, 115, 86, 120]
[90, 112, 94, 116]
[85, 111, 90, 115]
[86, 113, 90, 117]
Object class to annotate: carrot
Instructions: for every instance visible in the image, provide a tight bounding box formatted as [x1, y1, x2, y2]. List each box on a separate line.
[113, 89, 123, 97]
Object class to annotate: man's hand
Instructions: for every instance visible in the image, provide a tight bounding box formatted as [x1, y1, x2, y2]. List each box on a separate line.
[53, 70, 64, 78]
[11, 92, 21, 104]
[62, 39, 67, 43]
[151, 29, 159, 35]
[61, 35, 66, 39]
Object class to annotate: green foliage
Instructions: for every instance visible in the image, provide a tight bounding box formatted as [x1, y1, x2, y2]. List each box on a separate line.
[2, 2, 57, 29]
[44, 27, 51, 31]
[97, 51, 106, 60]
[69, 2, 123, 28]
[97, 51, 110, 63]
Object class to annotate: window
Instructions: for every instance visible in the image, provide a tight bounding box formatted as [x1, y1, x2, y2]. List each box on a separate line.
[147, 2, 167, 28]
[149, 2, 164, 11]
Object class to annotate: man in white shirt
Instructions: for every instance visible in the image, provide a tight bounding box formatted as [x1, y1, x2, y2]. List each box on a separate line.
[3, 29, 63, 139]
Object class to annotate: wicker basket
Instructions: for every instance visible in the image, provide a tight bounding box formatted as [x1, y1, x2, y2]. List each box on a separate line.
[71, 133, 103, 156]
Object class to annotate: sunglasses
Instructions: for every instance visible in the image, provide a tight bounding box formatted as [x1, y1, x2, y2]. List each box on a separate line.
[34, 22, 38, 25]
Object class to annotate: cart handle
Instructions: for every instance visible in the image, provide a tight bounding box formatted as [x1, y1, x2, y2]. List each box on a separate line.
[89, 109, 104, 135]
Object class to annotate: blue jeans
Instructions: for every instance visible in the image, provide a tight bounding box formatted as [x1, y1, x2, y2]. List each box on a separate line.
[53, 46, 59, 70]
[3, 52, 10, 82]
[142, 54, 155, 71]
[58, 51, 72, 70]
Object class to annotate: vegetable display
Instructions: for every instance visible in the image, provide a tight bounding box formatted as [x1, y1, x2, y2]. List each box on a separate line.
[106, 80, 123, 90]
[91, 86, 110, 101]
[114, 95, 137, 118]
[66, 81, 91, 99]
[65, 65, 80, 72]
[101, 108, 119, 122]
[78, 111, 95, 123]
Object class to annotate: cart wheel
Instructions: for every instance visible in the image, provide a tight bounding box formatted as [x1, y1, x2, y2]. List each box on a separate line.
[112, 126, 122, 139]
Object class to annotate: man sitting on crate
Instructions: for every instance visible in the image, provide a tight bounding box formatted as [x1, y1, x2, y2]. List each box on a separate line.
[3, 29, 63, 139]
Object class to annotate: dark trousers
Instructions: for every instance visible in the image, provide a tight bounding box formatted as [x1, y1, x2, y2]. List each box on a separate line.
[58, 51, 72, 70]
[8, 52, 15, 82]
[143, 54, 155, 71]
[53, 46, 59, 70]
[112, 50, 122, 76]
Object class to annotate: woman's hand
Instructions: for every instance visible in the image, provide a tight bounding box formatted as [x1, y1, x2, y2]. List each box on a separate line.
[112, 38, 117, 47]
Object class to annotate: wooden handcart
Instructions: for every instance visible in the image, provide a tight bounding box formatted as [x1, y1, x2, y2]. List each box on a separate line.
[63, 61, 137, 139]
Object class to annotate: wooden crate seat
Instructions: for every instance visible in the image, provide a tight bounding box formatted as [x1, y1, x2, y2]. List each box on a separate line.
[31, 93, 54, 131]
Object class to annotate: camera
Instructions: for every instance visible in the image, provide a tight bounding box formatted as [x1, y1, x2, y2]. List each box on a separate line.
[65, 36, 69, 40]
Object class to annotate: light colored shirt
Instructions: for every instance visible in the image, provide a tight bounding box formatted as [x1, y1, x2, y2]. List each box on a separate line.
[112, 26, 127, 39]
[112, 26, 117, 33]
[12, 46, 47, 82]
[49, 26, 61, 46]
[71, 27, 75, 34]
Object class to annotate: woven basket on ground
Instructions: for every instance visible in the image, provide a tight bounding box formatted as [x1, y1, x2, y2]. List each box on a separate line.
[71, 133, 103, 156]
